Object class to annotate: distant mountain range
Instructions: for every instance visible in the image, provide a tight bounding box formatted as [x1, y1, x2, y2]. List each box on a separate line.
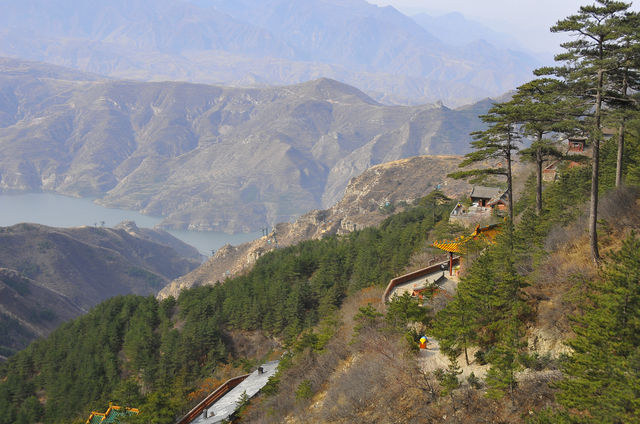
[0, 0, 539, 106]
[0, 222, 201, 359]
[0, 58, 492, 231]
[411, 12, 524, 51]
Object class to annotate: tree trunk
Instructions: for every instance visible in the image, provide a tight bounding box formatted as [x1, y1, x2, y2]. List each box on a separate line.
[590, 67, 604, 264]
[464, 343, 469, 366]
[616, 120, 625, 187]
[536, 137, 543, 215]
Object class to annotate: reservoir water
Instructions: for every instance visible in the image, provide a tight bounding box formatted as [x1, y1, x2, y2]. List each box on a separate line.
[0, 193, 261, 256]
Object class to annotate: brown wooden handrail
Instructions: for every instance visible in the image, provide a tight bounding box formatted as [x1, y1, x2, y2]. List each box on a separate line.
[382, 258, 459, 304]
[176, 374, 250, 424]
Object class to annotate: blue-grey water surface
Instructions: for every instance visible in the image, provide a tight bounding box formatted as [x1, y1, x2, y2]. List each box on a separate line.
[0, 193, 260, 256]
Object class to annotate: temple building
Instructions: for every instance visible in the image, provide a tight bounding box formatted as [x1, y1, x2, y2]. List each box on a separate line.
[86, 404, 139, 424]
[567, 136, 587, 153]
[470, 186, 504, 207]
[433, 223, 502, 275]
[450, 186, 508, 226]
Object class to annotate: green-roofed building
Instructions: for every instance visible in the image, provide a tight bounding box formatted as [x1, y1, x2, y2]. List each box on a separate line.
[86, 404, 139, 424]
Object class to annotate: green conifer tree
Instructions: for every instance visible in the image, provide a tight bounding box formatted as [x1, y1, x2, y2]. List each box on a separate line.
[608, 11, 640, 187]
[556, 234, 640, 423]
[514, 77, 579, 214]
[550, 0, 633, 263]
[449, 101, 521, 223]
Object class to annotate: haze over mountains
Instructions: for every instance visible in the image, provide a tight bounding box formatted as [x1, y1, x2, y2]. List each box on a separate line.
[0, 0, 538, 106]
[0, 58, 491, 232]
[0, 1, 532, 242]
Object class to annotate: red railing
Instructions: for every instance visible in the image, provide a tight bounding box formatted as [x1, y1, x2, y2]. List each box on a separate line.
[176, 374, 249, 424]
[382, 257, 459, 303]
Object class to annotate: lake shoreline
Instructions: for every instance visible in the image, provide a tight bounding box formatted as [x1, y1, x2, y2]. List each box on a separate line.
[0, 193, 261, 255]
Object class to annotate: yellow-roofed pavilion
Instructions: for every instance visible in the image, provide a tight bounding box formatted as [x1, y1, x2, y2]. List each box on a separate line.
[432, 223, 501, 275]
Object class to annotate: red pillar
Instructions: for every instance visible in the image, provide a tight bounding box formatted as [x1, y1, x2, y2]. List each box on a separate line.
[449, 252, 453, 276]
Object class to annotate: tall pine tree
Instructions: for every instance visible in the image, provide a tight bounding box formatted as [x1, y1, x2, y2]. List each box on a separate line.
[514, 77, 579, 214]
[608, 11, 640, 187]
[449, 101, 521, 223]
[551, 0, 632, 263]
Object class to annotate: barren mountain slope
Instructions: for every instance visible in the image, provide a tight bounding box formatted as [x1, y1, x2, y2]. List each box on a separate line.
[0, 58, 490, 231]
[0, 223, 201, 358]
[159, 155, 472, 298]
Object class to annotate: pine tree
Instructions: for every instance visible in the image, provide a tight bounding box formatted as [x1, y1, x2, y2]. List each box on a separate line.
[435, 358, 462, 414]
[431, 290, 476, 366]
[551, 0, 633, 263]
[609, 11, 640, 188]
[514, 77, 579, 214]
[556, 234, 640, 423]
[449, 101, 521, 223]
[485, 315, 525, 400]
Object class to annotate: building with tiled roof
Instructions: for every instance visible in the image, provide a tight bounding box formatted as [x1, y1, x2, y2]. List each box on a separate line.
[433, 223, 502, 274]
[450, 186, 508, 226]
[86, 404, 139, 424]
[470, 186, 505, 207]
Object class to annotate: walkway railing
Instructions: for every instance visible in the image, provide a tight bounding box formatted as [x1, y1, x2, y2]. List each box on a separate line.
[175, 374, 249, 424]
[382, 257, 459, 304]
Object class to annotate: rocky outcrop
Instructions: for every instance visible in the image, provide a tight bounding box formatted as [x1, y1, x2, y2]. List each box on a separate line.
[158, 155, 473, 299]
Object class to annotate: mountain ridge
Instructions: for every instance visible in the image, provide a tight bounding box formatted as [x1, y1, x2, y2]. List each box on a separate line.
[0, 58, 492, 231]
[158, 154, 476, 299]
[0, 0, 539, 106]
[0, 222, 202, 358]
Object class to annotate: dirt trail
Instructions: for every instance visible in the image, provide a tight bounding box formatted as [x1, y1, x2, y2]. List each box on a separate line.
[418, 339, 488, 380]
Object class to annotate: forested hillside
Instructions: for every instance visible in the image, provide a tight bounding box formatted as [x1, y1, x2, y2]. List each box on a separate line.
[0, 193, 455, 424]
[243, 97, 640, 423]
[0, 223, 201, 360]
[239, 2, 640, 421]
[2, 114, 640, 424]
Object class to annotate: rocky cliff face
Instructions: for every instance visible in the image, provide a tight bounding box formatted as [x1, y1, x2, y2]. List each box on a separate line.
[158, 155, 472, 299]
[0, 58, 490, 232]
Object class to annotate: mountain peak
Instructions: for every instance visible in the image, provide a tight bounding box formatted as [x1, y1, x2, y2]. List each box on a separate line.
[295, 78, 379, 105]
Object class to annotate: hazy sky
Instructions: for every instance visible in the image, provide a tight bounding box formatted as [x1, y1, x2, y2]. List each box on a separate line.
[369, 0, 639, 57]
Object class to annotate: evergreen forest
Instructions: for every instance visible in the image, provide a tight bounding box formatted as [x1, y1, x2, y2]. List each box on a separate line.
[0, 194, 455, 423]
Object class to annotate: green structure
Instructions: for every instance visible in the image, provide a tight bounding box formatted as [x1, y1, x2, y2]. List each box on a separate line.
[86, 404, 139, 424]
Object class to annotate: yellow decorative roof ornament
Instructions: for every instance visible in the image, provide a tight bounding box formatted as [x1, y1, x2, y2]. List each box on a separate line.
[432, 223, 501, 254]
